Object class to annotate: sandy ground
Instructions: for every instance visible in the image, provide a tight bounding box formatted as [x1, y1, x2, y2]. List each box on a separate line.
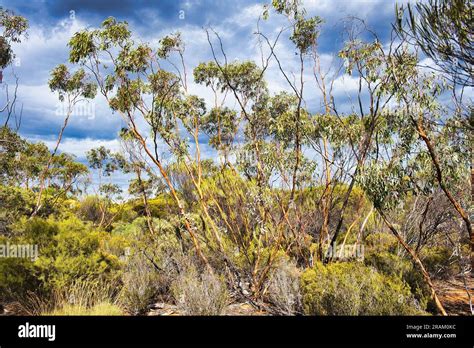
[147, 301, 268, 316]
[434, 275, 473, 316]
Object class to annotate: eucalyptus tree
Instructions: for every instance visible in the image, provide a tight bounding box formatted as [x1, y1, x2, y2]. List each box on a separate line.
[44, 152, 88, 197]
[67, 18, 217, 268]
[197, 20, 319, 291]
[395, 0, 473, 271]
[259, 0, 345, 262]
[119, 128, 160, 235]
[0, 126, 42, 187]
[0, 126, 87, 193]
[259, 2, 388, 264]
[200, 1, 319, 270]
[194, 48, 318, 290]
[0, 7, 28, 128]
[395, 0, 473, 87]
[314, 22, 408, 263]
[31, 65, 97, 217]
[355, 12, 474, 312]
[86, 146, 123, 228]
[0, 7, 27, 69]
[194, 57, 296, 294]
[358, 104, 450, 314]
[265, 0, 323, 201]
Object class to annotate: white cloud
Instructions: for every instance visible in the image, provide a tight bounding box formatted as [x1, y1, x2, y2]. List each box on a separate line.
[30, 137, 121, 159]
[303, 0, 398, 19]
[16, 84, 57, 114]
[331, 74, 361, 96]
[11, 18, 89, 84]
[226, 4, 266, 28]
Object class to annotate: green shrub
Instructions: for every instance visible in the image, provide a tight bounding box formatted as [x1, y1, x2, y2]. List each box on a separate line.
[300, 262, 426, 315]
[365, 232, 399, 254]
[364, 251, 411, 277]
[0, 185, 35, 233]
[0, 232, 44, 304]
[112, 216, 175, 237]
[110, 202, 137, 225]
[76, 196, 104, 224]
[420, 245, 459, 278]
[143, 195, 178, 218]
[9, 216, 123, 294]
[12, 217, 58, 251]
[0, 258, 42, 302]
[364, 251, 433, 311]
[35, 216, 122, 289]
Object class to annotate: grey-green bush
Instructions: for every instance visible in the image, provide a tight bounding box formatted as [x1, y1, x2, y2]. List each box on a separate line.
[171, 267, 229, 315]
[266, 259, 302, 315]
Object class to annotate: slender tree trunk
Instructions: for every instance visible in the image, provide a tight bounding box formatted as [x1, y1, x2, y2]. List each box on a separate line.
[290, 54, 304, 201]
[98, 202, 107, 229]
[378, 209, 447, 315]
[136, 169, 155, 235]
[103, 89, 213, 271]
[315, 57, 333, 261]
[318, 137, 331, 260]
[324, 159, 363, 263]
[354, 206, 373, 253]
[324, 116, 376, 263]
[31, 106, 73, 218]
[128, 122, 212, 272]
[414, 119, 473, 271]
[338, 217, 359, 259]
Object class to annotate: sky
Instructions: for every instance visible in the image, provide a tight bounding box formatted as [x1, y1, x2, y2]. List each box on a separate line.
[0, 0, 413, 191]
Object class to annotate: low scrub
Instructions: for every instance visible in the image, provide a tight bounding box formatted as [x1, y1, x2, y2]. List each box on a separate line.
[266, 259, 302, 315]
[300, 262, 426, 315]
[171, 267, 229, 315]
[46, 301, 123, 316]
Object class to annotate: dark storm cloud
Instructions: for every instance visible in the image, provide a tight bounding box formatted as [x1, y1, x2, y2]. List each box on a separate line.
[2, 0, 260, 30]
